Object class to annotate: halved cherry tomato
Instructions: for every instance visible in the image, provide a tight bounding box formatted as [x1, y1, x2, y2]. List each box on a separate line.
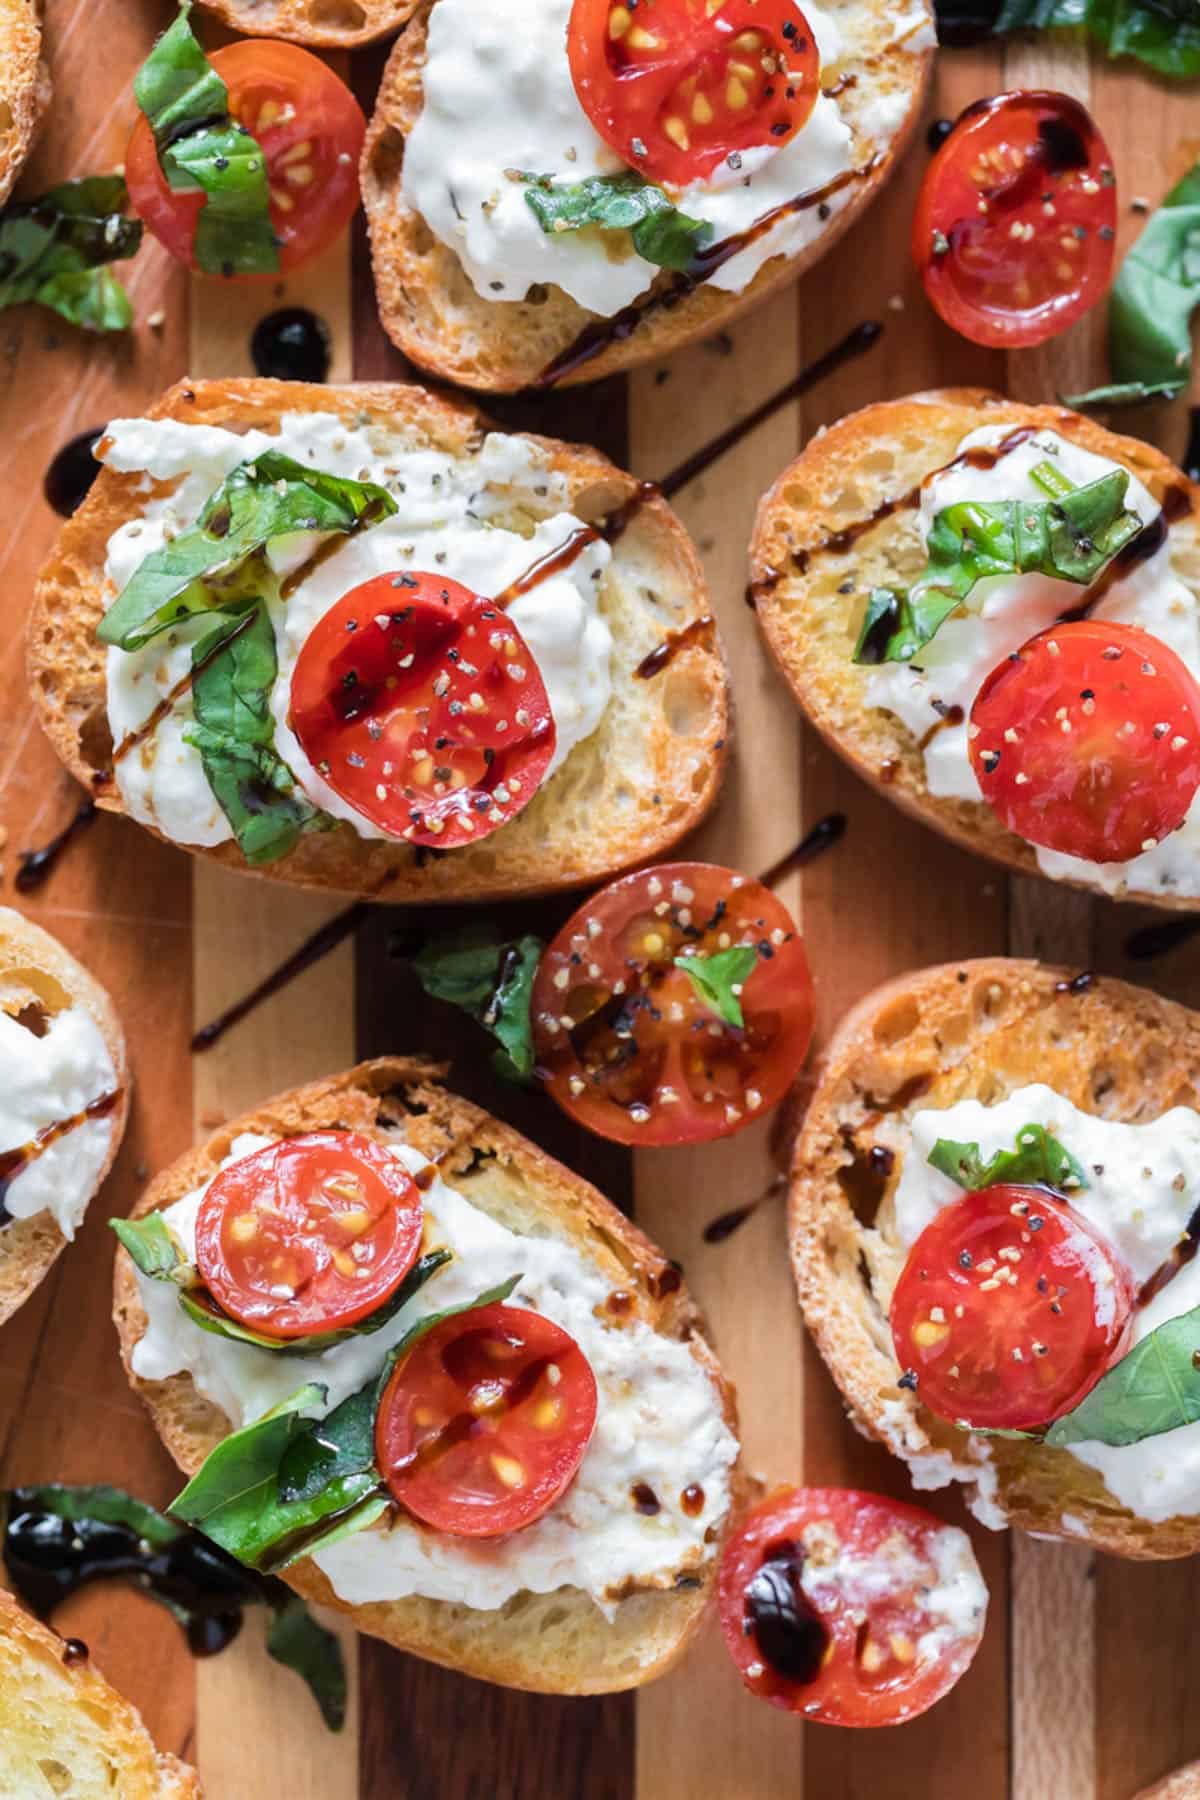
[531, 862, 814, 1147]
[913, 90, 1116, 348]
[125, 41, 365, 277]
[194, 1132, 424, 1341]
[890, 1183, 1134, 1431]
[969, 620, 1200, 864]
[567, 0, 819, 190]
[289, 573, 556, 849]
[376, 1302, 598, 1537]
[719, 1487, 987, 1725]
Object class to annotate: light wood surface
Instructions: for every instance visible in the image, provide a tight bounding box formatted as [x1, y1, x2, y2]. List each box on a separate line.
[0, 7, 1199, 1799]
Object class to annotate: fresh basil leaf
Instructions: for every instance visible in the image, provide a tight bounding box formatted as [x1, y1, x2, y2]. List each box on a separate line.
[110, 1213, 193, 1282]
[853, 472, 1142, 664]
[521, 171, 712, 273]
[674, 945, 758, 1029]
[1102, 162, 1200, 401]
[0, 176, 141, 332]
[0, 1482, 346, 1729]
[265, 1593, 348, 1731]
[992, 0, 1200, 76]
[184, 604, 330, 866]
[1047, 1303, 1200, 1447]
[928, 1122, 1088, 1194]
[97, 451, 396, 651]
[1060, 380, 1186, 409]
[412, 926, 543, 1082]
[135, 2, 277, 277]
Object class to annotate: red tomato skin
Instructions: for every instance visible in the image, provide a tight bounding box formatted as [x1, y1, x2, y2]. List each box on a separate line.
[194, 1132, 425, 1340]
[125, 40, 365, 277]
[718, 1487, 986, 1726]
[530, 861, 815, 1148]
[288, 573, 556, 849]
[913, 90, 1116, 349]
[890, 1184, 1135, 1431]
[376, 1303, 598, 1538]
[567, 0, 819, 190]
[969, 620, 1200, 865]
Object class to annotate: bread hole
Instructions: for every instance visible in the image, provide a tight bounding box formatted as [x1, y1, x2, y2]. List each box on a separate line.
[369, 126, 406, 190]
[832, 483, 865, 517]
[976, 1073, 1005, 1105]
[307, 0, 367, 23]
[934, 1011, 970, 1052]
[0, 102, 13, 136]
[973, 980, 1008, 1022]
[873, 994, 920, 1048]
[781, 483, 813, 512]
[11, 1000, 50, 1037]
[78, 704, 114, 776]
[2, 966, 71, 1019]
[662, 668, 711, 739]
[36, 1763, 72, 1795]
[540, 1605, 568, 1630]
[526, 284, 550, 306]
[860, 451, 896, 478]
[1091, 1069, 1117, 1107]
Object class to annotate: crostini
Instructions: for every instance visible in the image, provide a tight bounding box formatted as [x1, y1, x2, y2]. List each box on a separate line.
[0, 0, 46, 207]
[112, 1058, 741, 1693]
[0, 906, 127, 1325]
[0, 1586, 199, 1798]
[198, 0, 413, 47]
[1137, 1764, 1200, 1800]
[791, 958, 1200, 1559]
[360, 0, 934, 390]
[29, 377, 727, 902]
[753, 392, 1200, 910]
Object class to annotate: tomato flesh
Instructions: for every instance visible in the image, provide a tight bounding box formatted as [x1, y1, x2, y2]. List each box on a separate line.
[125, 40, 365, 277]
[913, 90, 1116, 348]
[376, 1302, 598, 1538]
[969, 620, 1200, 865]
[568, 0, 819, 190]
[890, 1183, 1134, 1430]
[719, 1487, 987, 1725]
[531, 862, 815, 1147]
[194, 1132, 425, 1341]
[289, 572, 556, 849]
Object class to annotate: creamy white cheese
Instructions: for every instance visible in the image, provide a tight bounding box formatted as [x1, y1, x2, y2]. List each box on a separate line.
[864, 426, 1200, 898]
[101, 415, 614, 849]
[891, 1084, 1200, 1525]
[130, 1132, 737, 1615]
[401, 0, 915, 315]
[0, 1003, 118, 1238]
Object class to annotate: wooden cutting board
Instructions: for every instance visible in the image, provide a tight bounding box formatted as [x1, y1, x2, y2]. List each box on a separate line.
[1, 7, 1198, 1796]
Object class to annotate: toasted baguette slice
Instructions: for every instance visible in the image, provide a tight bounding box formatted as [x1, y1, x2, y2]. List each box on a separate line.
[0, 907, 128, 1326]
[752, 391, 1200, 911]
[29, 377, 728, 902]
[113, 1057, 741, 1694]
[197, 0, 414, 45]
[361, 1, 933, 391]
[0, 1586, 199, 1798]
[0, 0, 47, 207]
[1139, 1764, 1200, 1800]
[790, 957, 1200, 1560]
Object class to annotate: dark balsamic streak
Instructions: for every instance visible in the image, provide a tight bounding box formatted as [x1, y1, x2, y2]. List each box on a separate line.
[15, 801, 98, 893]
[703, 1173, 787, 1245]
[1057, 485, 1193, 622]
[0, 1090, 122, 1210]
[44, 429, 105, 519]
[109, 611, 259, 772]
[931, 0, 1003, 46]
[1054, 970, 1095, 996]
[1138, 1200, 1200, 1309]
[656, 321, 884, 502]
[1123, 917, 1200, 961]
[191, 903, 370, 1050]
[758, 812, 848, 889]
[635, 613, 716, 680]
[1184, 406, 1200, 485]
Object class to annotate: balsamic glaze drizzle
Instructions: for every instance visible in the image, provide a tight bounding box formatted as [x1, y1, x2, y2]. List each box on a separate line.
[0, 1090, 122, 1211]
[702, 1173, 788, 1245]
[43, 429, 105, 518]
[191, 902, 370, 1050]
[931, 0, 1003, 45]
[635, 614, 716, 680]
[1185, 407, 1200, 485]
[15, 801, 98, 893]
[1123, 917, 1200, 962]
[758, 812, 848, 890]
[249, 308, 332, 384]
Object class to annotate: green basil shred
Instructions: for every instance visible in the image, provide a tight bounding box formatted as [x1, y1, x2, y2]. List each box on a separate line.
[674, 945, 759, 1029]
[989, 0, 1200, 78]
[521, 171, 712, 273]
[0, 176, 141, 331]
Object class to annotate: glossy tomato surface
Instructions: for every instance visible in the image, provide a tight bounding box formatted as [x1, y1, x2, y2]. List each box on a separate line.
[719, 1487, 988, 1725]
[289, 573, 556, 849]
[568, 0, 819, 190]
[890, 1183, 1134, 1430]
[194, 1132, 425, 1340]
[376, 1302, 598, 1537]
[969, 620, 1200, 864]
[913, 90, 1116, 348]
[126, 40, 365, 276]
[531, 862, 815, 1147]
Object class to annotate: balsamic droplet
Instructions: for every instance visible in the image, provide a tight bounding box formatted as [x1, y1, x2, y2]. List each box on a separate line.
[250, 307, 332, 383]
[44, 429, 104, 518]
[744, 1545, 829, 1683]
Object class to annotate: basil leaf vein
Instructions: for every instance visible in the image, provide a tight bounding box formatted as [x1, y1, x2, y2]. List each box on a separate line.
[521, 171, 712, 273]
[411, 926, 543, 1082]
[928, 1122, 1089, 1194]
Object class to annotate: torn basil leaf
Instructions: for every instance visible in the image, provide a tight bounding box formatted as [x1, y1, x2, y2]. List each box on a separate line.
[411, 925, 543, 1082]
[853, 471, 1142, 664]
[991, 0, 1200, 78]
[1047, 1303, 1200, 1448]
[185, 605, 330, 866]
[0, 176, 141, 332]
[0, 1483, 346, 1729]
[97, 451, 396, 651]
[1102, 161, 1200, 403]
[674, 946, 758, 1029]
[110, 1213, 193, 1282]
[521, 171, 712, 273]
[928, 1123, 1088, 1194]
[135, 2, 277, 277]
[1061, 380, 1186, 409]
